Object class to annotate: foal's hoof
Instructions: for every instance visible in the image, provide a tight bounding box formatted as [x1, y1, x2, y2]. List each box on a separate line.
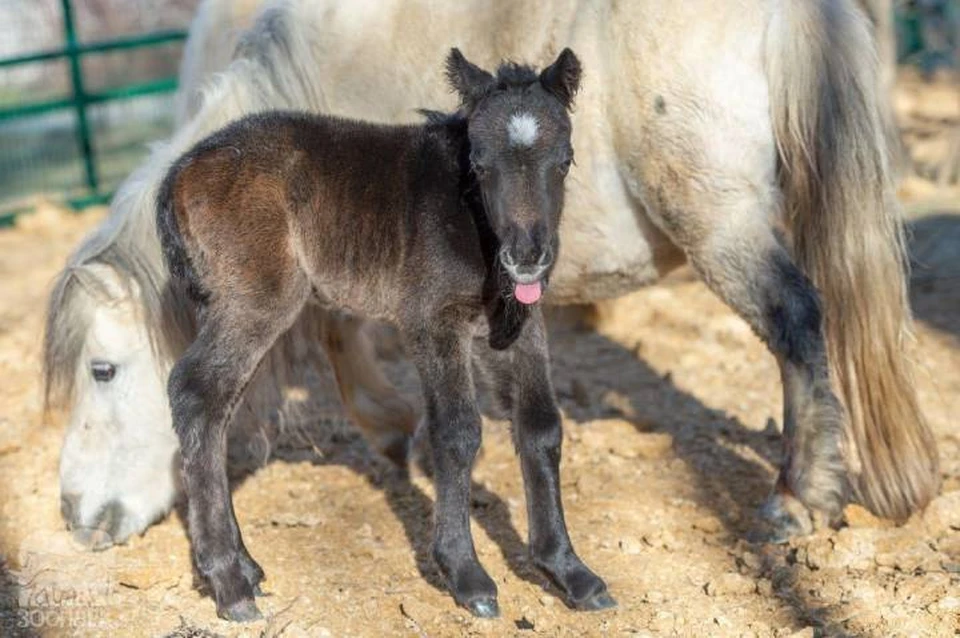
[573, 590, 617, 611]
[218, 598, 262, 623]
[541, 561, 614, 612]
[465, 596, 500, 618]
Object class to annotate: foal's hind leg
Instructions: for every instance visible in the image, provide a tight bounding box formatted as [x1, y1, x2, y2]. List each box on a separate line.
[641, 185, 847, 538]
[169, 284, 309, 621]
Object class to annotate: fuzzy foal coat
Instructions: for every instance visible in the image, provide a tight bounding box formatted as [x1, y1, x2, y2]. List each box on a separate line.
[159, 113, 501, 328]
[155, 49, 610, 618]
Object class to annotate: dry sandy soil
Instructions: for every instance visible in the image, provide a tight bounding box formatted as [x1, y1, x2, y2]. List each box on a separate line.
[0, 74, 959, 638]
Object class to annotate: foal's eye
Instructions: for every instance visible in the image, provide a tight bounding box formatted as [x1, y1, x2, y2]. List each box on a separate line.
[558, 159, 573, 176]
[90, 361, 117, 383]
[472, 162, 488, 179]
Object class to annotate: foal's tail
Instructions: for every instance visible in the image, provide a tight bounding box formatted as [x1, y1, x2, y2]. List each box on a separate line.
[156, 157, 212, 310]
[765, 0, 939, 521]
[156, 166, 188, 282]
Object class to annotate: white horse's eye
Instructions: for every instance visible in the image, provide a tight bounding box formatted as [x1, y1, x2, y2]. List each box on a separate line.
[90, 361, 117, 383]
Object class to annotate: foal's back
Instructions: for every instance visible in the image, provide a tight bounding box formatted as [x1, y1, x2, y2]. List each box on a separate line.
[159, 111, 475, 320]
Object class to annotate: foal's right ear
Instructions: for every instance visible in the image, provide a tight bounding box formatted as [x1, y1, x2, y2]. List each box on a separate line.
[539, 48, 582, 110]
[446, 48, 495, 106]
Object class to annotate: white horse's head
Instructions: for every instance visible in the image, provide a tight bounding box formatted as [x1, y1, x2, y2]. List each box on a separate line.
[47, 263, 180, 549]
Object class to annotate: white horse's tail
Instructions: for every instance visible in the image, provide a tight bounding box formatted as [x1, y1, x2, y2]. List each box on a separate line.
[765, 0, 939, 520]
[43, 0, 328, 413]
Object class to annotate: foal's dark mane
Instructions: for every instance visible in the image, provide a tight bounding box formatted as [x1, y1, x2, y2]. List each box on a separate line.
[487, 62, 541, 89]
[444, 57, 542, 106]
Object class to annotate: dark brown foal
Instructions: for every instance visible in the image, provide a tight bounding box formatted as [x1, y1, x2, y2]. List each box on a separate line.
[157, 48, 614, 621]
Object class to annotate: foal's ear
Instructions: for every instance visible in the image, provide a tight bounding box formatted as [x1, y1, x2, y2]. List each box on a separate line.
[446, 48, 495, 106]
[539, 48, 582, 109]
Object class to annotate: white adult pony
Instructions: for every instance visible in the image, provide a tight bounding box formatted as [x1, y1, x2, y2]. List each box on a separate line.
[45, 0, 938, 549]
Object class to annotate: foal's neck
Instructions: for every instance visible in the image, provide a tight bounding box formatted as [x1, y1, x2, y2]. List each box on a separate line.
[432, 117, 531, 350]
[425, 114, 501, 273]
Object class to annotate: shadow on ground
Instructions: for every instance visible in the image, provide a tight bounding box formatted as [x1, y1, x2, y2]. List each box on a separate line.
[908, 214, 960, 340]
[193, 212, 960, 634]
[214, 309, 850, 633]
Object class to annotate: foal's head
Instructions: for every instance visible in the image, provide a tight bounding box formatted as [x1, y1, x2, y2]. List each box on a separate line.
[446, 48, 581, 305]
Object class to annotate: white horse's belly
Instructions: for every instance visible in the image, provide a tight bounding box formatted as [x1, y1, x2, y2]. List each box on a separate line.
[179, 0, 690, 303]
[548, 159, 683, 304]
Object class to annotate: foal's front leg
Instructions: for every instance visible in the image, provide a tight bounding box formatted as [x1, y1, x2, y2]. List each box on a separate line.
[405, 324, 499, 617]
[508, 310, 615, 610]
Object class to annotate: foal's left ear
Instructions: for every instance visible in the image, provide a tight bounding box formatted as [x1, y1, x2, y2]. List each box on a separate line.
[539, 48, 582, 110]
[446, 48, 495, 106]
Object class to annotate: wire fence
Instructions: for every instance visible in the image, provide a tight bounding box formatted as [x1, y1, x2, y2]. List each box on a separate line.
[897, 0, 960, 70]
[0, 0, 198, 224]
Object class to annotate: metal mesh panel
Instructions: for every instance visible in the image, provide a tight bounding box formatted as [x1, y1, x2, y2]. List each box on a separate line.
[0, 0, 198, 216]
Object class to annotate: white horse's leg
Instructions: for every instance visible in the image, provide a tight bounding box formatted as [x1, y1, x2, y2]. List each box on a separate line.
[635, 162, 848, 538]
[672, 209, 847, 535]
[608, 13, 849, 536]
[314, 311, 418, 465]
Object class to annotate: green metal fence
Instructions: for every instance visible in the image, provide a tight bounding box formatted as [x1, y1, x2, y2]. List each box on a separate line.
[896, 0, 960, 68]
[0, 0, 187, 226]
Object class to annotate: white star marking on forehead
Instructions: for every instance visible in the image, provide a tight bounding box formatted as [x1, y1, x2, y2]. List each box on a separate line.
[507, 112, 539, 147]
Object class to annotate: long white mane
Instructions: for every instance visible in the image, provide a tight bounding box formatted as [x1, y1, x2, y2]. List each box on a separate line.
[43, 0, 332, 415]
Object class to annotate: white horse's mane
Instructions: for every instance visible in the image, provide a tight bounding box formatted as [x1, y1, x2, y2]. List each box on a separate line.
[43, 2, 333, 415]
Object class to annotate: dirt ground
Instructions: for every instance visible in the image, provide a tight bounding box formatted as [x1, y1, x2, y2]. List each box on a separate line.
[1, 74, 959, 638]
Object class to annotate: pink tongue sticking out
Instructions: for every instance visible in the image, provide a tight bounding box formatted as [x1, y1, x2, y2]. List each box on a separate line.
[514, 281, 543, 305]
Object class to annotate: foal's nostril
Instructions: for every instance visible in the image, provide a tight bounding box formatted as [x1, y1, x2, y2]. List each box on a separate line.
[537, 247, 553, 267]
[501, 247, 551, 271]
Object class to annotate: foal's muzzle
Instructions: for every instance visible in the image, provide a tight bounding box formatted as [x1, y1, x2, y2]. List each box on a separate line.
[500, 246, 552, 284]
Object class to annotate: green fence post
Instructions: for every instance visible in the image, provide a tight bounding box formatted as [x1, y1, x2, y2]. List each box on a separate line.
[60, 0, 99, 195]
